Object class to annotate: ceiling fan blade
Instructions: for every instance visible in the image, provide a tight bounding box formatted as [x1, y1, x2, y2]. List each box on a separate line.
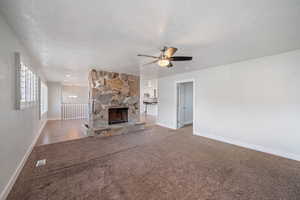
[165, 47, 178, 58]
[143, 59, 159, 66]
[170, 56, 192, 61]
[137, 54, 159, 59]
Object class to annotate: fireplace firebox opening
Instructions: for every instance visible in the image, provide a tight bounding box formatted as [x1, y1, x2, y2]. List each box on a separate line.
[108, 107, 129, 125]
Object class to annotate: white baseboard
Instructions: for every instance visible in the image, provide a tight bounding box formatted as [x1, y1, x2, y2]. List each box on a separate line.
[141, 113, 157, 117]
[156, 122, 176, 130]
[194, 131, 300, 162]
[47, 117, 61, 121]
[38, 119, 48, 136]
[184, 121, 193, 126]
[0, 119, 47, 200]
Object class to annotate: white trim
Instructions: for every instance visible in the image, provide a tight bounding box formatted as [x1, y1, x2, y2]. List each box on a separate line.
[142, 114, 157, 117]
[194, 131, 300, 162]
[175, 79, 195, 130]
[0, 119, 47, 200]
[38, 119, 48, 135]
[156, 122, 176, 130]
[183, 121, 193, 126]
[47, 117, 61, 121]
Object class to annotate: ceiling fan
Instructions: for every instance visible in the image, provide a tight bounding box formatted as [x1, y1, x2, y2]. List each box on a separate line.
[137, 46, 192, 68]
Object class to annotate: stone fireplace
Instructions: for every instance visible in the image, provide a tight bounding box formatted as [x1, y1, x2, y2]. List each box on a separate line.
[88, 69, 140, 128]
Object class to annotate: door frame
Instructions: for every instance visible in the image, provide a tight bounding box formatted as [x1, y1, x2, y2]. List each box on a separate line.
[175, 79, 195, 130]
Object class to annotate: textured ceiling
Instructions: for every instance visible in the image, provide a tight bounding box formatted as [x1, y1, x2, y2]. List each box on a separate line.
[1, 0, 300, 84]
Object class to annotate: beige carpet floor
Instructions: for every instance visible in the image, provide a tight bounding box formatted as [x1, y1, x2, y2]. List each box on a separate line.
[7, 125, 300, 200]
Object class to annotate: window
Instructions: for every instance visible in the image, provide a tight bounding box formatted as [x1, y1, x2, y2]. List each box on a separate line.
[40, 81, 48, 115]
[20, 63, 26, 103]
[15, 52, 38, 110]
[19, 61, 38, 109]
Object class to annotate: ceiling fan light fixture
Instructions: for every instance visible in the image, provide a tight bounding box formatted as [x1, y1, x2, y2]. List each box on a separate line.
[138, 46, 192, 68]
[158, 59, 170, 67]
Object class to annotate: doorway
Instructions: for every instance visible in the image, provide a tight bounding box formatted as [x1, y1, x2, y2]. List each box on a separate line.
[176, 81, 194, 128]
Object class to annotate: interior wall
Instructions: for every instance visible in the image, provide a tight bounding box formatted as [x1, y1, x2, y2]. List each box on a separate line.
[0, 14, 47, 199]
[62, 85, 88, 104]
[47, 82, 62, 120]
[158, 72, 196, 129]
[158, 49, 300, 161]
[140, 78, 158, 116]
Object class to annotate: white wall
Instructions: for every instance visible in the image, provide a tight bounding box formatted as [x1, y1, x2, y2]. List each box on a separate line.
[0, 15, 47, 199]
[158, 72, 196, 129]
[48, 84, 89, 120]
[47, 82, 62, 120]
[158, 49, 300, 161]
[62, 85, 89, 104]
[140, 78, 158, 116]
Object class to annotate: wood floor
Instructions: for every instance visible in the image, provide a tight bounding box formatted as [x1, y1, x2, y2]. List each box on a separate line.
[36, 119, 87, 146]
[36, 114, 156, 146]
[7, 122, 300, 200]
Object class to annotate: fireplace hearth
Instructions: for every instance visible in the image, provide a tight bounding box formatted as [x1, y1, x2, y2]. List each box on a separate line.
[108, 107, 128, 125]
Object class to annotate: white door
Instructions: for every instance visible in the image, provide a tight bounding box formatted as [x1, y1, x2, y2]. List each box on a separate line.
[183, 82, 193, 125]
[177, 82, 193, 128]
[177, 83, 185, 128]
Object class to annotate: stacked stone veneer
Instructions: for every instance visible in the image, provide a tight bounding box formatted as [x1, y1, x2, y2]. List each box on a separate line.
[89, 69, 140, 126]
